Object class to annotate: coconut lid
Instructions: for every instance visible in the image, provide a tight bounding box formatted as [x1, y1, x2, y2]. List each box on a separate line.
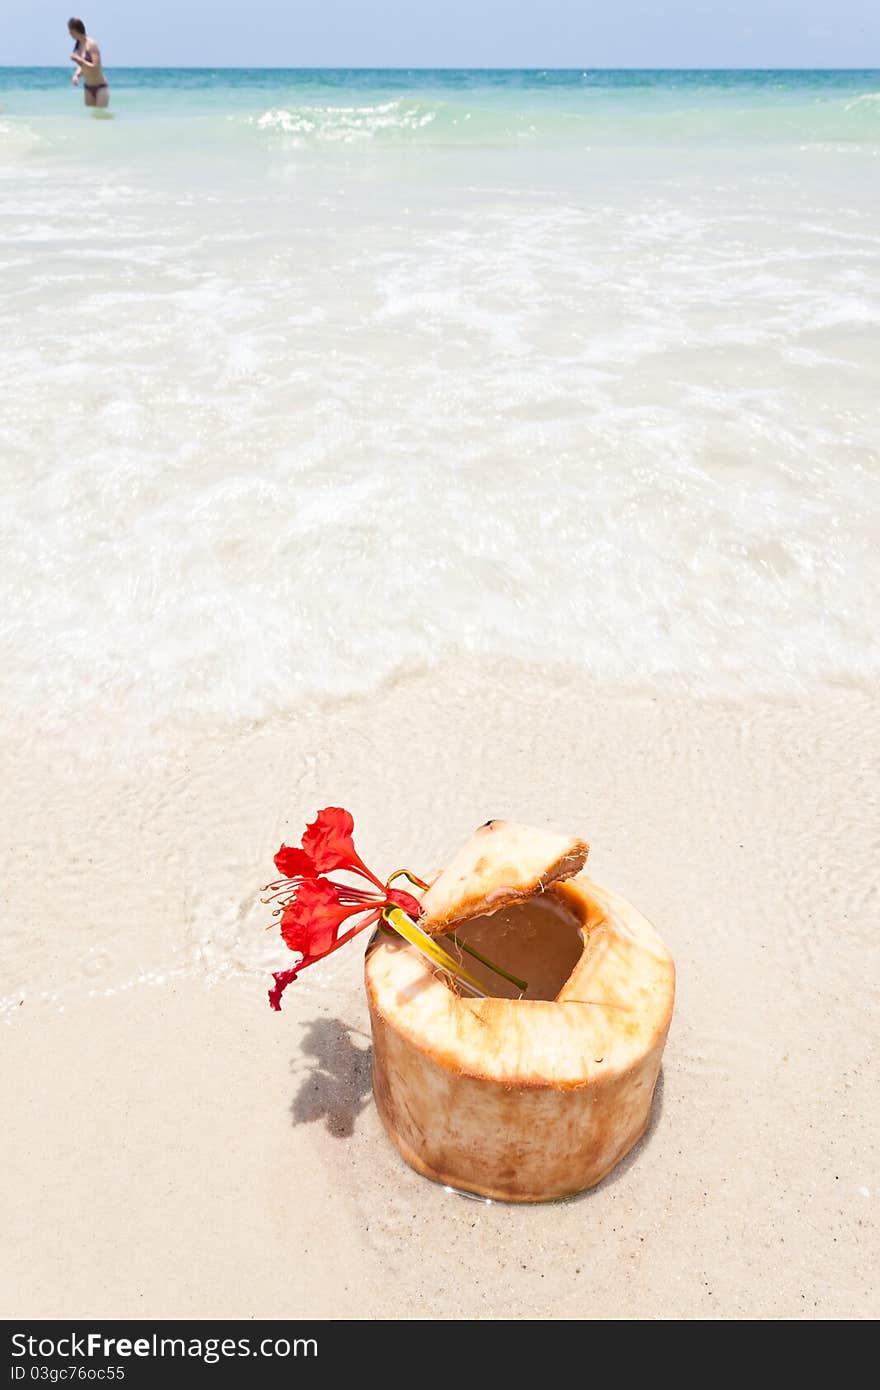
[419, 819, 589, 932]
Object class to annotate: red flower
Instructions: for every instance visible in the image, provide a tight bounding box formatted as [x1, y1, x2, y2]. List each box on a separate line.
[263, 807, 424, 1011]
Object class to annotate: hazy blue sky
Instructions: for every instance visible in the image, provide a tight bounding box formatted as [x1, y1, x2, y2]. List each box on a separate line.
[6, 0, 880, 68]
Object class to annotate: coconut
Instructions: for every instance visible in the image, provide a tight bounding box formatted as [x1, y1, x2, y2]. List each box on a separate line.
[365, 820, 675, 1202]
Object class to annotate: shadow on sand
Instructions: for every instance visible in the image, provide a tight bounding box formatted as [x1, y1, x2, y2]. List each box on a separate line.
[289, 1017, 372, 1138]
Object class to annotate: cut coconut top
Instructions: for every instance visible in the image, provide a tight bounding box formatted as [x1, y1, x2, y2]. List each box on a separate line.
[419, 819, 589, 932]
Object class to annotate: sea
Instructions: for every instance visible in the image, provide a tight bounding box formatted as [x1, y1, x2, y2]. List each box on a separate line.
[1, 69, 879, 750]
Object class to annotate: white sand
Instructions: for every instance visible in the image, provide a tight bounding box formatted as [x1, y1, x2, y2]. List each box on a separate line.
[2, 664, 877, 1319]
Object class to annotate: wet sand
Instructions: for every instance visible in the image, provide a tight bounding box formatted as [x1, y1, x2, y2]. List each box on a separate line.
[2, 665, 877, 1318]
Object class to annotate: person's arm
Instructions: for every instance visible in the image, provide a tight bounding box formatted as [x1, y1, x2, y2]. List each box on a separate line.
[70, 43, 99, 72]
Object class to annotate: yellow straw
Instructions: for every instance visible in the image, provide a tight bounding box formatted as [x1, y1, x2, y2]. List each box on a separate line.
[382, 906, 488, 998]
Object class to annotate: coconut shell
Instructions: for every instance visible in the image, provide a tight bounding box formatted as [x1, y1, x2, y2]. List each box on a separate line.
[366, 870, 674, 1202]
[419, 819, 590, 932]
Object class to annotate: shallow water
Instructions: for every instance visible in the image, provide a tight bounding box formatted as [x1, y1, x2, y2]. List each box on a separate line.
[1, 69, 879, 753]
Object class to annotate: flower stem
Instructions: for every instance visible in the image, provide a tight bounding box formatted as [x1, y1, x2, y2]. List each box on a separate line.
[447, 931, 528, 993]
[387, 868, 431, 892]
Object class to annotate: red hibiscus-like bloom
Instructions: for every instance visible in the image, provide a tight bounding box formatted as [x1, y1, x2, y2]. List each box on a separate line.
[263, 806, 423, 1011]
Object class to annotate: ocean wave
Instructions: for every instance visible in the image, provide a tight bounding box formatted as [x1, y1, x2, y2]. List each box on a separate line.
[240, 92, 880, 149]
[254, 100, 437, 143]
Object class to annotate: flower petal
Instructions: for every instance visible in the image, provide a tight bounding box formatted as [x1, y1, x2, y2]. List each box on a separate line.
[301, 807, 383, 886]
[280, 878, 361, 959]
[300, 806, 355, 870]
[273, 844, 316, 880]
[269, 908, 382, 1009]
[268, 969, 299, 1012]
[385, 885, 423, 918]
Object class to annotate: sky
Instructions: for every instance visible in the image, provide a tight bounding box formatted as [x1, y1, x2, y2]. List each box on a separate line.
[5, 0, 880, 68]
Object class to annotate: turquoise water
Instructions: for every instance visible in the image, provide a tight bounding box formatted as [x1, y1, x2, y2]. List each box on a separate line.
[3, 67, 880, 144]
[1, 70, 879, 745]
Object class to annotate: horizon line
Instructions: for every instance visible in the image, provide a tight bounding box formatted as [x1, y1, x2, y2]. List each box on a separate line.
[3, 63, 880, 72]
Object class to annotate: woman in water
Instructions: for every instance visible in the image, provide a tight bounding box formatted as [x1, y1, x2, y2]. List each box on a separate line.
[68, 17, 109, 109]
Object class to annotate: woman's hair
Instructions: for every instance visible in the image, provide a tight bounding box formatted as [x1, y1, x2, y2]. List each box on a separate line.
[68, 18, 86, 36]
